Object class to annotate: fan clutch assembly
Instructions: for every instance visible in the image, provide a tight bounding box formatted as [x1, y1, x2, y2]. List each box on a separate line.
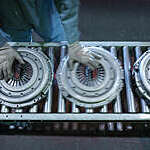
[0, 47, 53, 108]
[57, 46, 124, 108]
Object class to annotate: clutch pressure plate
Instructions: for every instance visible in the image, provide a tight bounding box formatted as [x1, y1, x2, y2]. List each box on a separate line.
[57, 46, 124, 108]
[0, 47, 53, 108]
[133, 50, 150, 102]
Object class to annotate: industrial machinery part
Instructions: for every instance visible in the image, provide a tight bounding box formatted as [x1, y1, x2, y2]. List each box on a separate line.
[57, 46, 124, 108]
[0, 47, 53, 108]
[133, 50, 150, 102]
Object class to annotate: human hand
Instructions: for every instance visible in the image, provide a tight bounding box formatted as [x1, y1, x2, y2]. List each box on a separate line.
[0, 44, 25, 81]
[68, 42, 101, 70]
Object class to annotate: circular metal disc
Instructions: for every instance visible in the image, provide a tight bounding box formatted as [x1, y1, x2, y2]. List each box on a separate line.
[0, 47, 53, 108]
[133, 50, 150, 101]
[57, 46, 124, 108]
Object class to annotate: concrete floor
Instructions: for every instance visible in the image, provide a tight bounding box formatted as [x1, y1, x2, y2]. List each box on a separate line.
[1, 136, 150, 150]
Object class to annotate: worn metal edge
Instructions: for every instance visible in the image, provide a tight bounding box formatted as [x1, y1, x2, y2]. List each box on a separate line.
[0, 113, 150, 121]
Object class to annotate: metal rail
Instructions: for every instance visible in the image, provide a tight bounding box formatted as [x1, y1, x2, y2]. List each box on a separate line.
[111, 46, 123, 131]
[7, 41, 150, 47]
[0, 113, 150, 121]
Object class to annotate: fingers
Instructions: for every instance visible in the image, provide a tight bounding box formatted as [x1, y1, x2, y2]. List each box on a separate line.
[68, 59, 74, 70]
[69, 42, 80, 48]
[15, 53, 25, 64]
[68, 57, 99, 71]
[86, 53, 100, 68]
[0, 65, 3, 80]
[89, 58, 99, 68]
[0, 61, 13, 81]
[2, 64, 8, 81]
[0, 47, 10, 51]
[68, 44, 102, 71]
[86, 57, 99, 70]
[0, 55, 7, 64]
[0, 48, 22, 81]
[86, 51, 102, 70]
[91, 51, 102, 60]
[69, 42, 82, 50]
[0, 55, 6, 80]
[7, 61, 13, 79]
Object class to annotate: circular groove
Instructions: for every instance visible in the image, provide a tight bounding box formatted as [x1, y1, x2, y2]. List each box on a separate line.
[133, 50, 150, 102]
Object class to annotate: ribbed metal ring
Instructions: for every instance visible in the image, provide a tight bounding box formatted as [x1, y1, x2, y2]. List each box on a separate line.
[57, 46, 124, 108]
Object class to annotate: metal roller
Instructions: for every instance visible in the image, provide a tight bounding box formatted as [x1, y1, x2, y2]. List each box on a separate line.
[56, 46, 124, 108]
[0, 47, 53, 108]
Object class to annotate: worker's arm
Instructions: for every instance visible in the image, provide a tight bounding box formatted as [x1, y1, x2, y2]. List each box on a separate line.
[0, 29, 24, 81]
[0, 28, 12, 47]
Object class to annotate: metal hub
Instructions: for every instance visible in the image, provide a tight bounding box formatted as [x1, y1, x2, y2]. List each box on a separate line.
[0, 47, 53, 108]
[7, 61, 33, 86]
[133, 50, 150, 101]
[57, 46, 124, 108]
[76, 64, 105, 87]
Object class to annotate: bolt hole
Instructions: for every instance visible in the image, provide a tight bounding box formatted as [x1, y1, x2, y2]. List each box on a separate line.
[41, 92, 45, 97]
[67, 95, 72, 98]
[20, 93, 23, 96]
[94, 93, 99, 96]
[83, 92, 86, 95]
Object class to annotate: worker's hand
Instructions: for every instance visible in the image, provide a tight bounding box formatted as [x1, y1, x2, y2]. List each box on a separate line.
[68, 42, 101, 70]
[0, 43, 24, 81]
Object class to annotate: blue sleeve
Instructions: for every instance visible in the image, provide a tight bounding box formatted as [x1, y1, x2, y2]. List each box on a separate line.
[0, 28, 11, 47]
[55, 0, 80, 43]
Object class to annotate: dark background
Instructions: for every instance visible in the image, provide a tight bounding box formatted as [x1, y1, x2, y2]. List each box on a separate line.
[80, 0, 150, 41]
[2, 0, 150, 150]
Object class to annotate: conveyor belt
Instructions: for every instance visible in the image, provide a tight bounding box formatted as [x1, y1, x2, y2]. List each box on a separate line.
[1, 42, 150, 133]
